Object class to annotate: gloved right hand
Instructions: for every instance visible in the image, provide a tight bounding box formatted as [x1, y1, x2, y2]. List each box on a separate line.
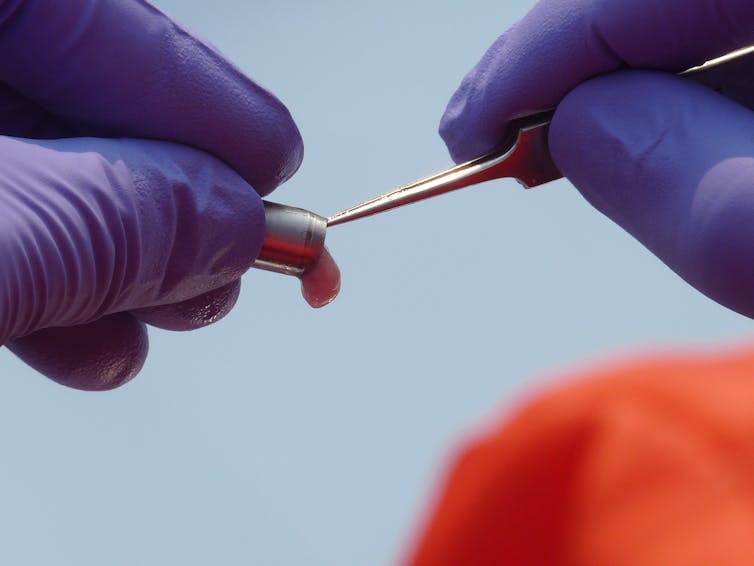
[0, 0, 303, 390]
[440, 0, 754, 318]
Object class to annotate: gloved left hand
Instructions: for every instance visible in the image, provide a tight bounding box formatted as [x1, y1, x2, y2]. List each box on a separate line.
[0, 0, 303, 390]
[439, 0, 754, 319]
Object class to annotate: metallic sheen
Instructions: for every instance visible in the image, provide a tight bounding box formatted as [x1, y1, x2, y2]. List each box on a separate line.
[326, 111, 557, 227]
[253, 201, 327, 277]
[253, 46, 754, 280]
[326, 45, 754, 227]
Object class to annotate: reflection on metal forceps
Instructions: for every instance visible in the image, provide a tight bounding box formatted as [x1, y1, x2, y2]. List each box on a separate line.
[254, 46, 754, 279]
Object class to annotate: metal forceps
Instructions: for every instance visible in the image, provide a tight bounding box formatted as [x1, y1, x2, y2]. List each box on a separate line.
[253, 46, 754, 281]
[326, 109, 558, 227]
[328, 45, 754, 227]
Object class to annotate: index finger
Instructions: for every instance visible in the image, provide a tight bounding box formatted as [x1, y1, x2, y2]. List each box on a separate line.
[0, 0, 302, 196]
[440, 0, 754, 163]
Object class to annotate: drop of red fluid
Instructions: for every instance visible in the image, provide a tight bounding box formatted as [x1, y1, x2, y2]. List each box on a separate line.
[300, 247, 341, 308]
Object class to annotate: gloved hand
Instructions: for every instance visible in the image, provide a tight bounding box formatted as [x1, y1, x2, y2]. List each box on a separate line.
[0, 0, 303, 390]
[441, 0, 754, 317]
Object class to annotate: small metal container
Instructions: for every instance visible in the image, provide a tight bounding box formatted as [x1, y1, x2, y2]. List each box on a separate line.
[252, 201, 328, 277]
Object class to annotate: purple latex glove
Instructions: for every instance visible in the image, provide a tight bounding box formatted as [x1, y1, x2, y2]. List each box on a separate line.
[441, 0, 754, 317]
[0, 0, 303, 390]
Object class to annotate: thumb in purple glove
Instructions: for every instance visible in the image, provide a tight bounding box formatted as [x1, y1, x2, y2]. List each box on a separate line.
[550, 71, 754, 317]
[1, 135, 264, 390]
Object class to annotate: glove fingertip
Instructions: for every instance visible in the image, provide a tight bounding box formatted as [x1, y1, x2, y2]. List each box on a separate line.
[439, 76, 503, 165]
[262, 100, 305, 192]
[132, 280, 241, 331]
[7, 313, 148, 391]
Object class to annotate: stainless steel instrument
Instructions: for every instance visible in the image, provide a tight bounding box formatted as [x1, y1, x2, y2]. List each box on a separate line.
[253, 46, 754, 289]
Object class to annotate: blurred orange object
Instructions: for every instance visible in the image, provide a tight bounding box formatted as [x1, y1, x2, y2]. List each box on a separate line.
[406, 344, 754, 566]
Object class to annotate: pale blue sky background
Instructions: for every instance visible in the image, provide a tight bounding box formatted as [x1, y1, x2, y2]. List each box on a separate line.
[1, 1, 752, 565]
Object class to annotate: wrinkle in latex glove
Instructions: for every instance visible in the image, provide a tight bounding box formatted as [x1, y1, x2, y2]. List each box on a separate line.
[0, 0, 305, 389]
[0, 136, 263, 341]
[0, 135, 263, 389]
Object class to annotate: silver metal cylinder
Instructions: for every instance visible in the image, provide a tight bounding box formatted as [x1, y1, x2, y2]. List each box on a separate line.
[252, 201, 328, 277]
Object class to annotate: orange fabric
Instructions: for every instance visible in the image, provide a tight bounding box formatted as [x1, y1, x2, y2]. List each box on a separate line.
[407, 345, 754, 566]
